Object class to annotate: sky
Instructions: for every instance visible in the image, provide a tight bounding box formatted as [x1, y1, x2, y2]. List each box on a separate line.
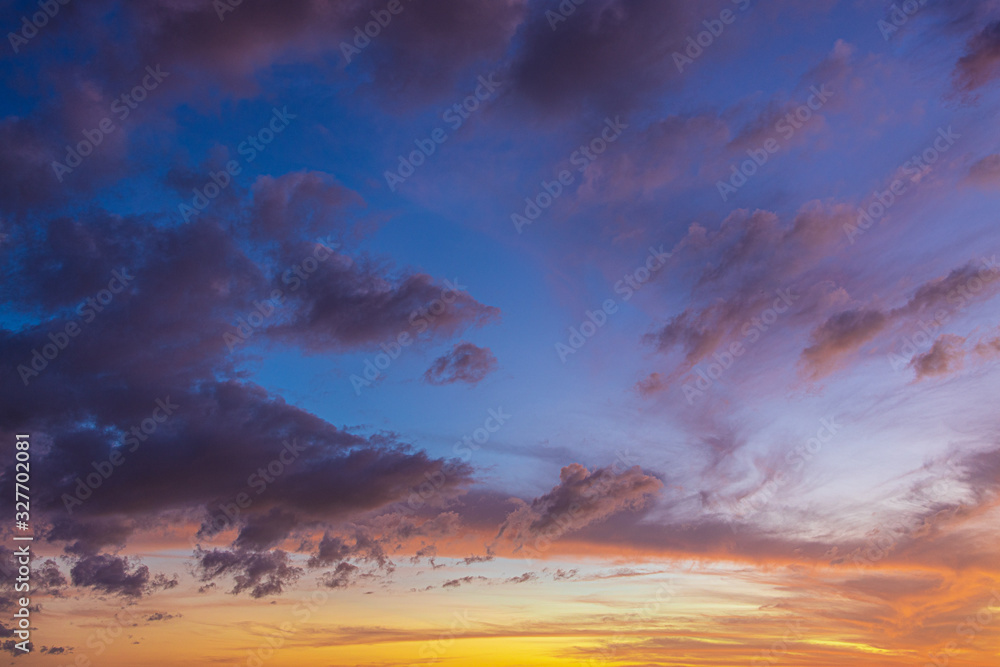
[1, 0, 1000, 665]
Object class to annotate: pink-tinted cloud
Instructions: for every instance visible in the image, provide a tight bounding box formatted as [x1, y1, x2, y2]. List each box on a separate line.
[496, 464, 662, 553]
[966, 154, 1000, 186]
[423, 342, 498, 386]
[910, 334, 966, 380]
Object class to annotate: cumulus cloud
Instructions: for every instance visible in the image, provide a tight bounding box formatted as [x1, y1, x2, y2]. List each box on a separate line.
[0, 186, 485, 576]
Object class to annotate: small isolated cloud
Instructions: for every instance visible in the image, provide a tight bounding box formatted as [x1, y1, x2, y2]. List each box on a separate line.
[911, 335, 966, 380]
[423, 342, 498, 386]
[636, 372, 666, 396]
[461, 552, 494, 565]
[441, 575, 487, 589]
[966, 155, 1000, 186]
[145, 613, 178, 622]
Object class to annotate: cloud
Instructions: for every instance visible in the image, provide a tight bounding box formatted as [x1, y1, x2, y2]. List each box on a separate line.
[801, 309, 889, 377]
[966, 154, 1000, 185]
[910, 335, 966, 380]
[321, 562, 360, 589]
[195, 548, 303, 598]
[441, 575, 485, 589]
[642, 204, 855, 385]
[55, 0, 527, 107]
[423, 342, 498, 386]
[69, 554, 176, 598]
[35, 560, 68, 594]
[974, 333, 1000, 357]
[509, 0, 699, 113]
[307, 534, 354, 568]
[269, 270, 500, 353]
[0, 200, 483, 571]
[145, 613, 178, 622]
[496, 464, 663, 553]
[635, 372, 666, 396]
[955, 20, 1000, 92]
[47, 518, 134, 556]
[801, 260, 1000, 378]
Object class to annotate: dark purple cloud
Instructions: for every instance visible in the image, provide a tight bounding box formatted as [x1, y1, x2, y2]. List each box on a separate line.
[195, 548, 302, 598]
[321, 562, 360, 589]
[70, 553, 176, 598]
[509, 0, 698, 113]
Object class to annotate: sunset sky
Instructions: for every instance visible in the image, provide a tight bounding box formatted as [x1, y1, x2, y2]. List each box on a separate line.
[2, 0, 1000, 665]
